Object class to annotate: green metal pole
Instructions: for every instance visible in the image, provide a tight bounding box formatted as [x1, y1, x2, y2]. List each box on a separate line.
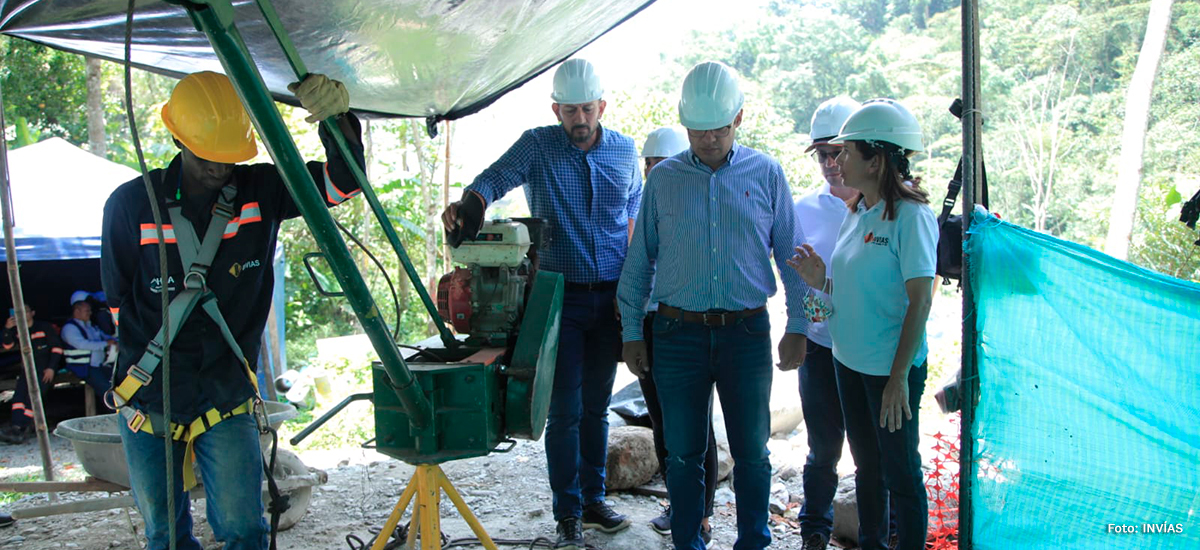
[251, 0, 459, 350]
[960, 0, 982, 547]
[181, 0, 431, 429]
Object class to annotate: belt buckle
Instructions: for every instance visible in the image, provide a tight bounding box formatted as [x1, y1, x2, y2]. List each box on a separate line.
[127, 410, 147, 432]
[702, 311, 727, 327]
[127, 365, 153, 384]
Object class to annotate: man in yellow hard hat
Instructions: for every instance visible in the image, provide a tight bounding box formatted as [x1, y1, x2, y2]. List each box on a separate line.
[101, 71, 364, 550]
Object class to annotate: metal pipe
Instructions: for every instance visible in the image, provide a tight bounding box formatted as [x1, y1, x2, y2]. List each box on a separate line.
[251, 0, 459, 350]
[0, 78, 57, 499]
[959, 0, 983, 548]
[183, 0, 431, 429]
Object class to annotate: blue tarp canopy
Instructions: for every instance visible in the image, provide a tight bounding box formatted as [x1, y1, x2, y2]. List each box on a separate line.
[1, 137, 138, 262]
[0, 0, 657, 122]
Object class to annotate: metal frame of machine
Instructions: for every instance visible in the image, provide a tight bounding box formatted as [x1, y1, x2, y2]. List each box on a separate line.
[167, 1, 566, 548]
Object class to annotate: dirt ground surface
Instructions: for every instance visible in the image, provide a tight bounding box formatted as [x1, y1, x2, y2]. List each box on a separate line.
[0, 431, 801, 550]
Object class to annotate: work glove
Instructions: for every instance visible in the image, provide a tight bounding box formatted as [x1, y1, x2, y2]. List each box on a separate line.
[445, 191, 486, 248]
[288, 74, 350, 123]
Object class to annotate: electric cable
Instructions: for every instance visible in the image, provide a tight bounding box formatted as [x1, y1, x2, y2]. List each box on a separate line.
[396, 343, 448, 363]
[343, 521, 604, 550]
[122, 2, 176, 550]
[332, 218, 403, 341]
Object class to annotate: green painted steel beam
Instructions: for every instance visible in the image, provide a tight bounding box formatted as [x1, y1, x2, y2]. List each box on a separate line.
[180, 0, 432, 429]
[250, 0, 459, 350]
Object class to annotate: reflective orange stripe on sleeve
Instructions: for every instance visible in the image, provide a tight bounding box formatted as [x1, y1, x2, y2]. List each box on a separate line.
[324, 163, 361, 205]
[139, 224, 177, 245]
[222, 202, 262, 239]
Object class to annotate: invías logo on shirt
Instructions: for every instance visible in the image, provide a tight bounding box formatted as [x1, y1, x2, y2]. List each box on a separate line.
[863, 232, 889, 246]
[228, 259, 261, 277]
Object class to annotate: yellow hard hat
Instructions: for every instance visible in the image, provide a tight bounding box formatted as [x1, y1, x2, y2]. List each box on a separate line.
[161, 71, 257, 163]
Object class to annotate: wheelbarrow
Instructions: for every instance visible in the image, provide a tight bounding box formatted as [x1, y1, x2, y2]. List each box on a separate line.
[1, 401, 325, 531]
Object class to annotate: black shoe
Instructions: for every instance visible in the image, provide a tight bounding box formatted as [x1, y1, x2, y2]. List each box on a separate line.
[0, 426, 30, 445]
[555, 517, 584, 550]
[801, 533, 829, 550]
[649, 506, 671, 535]
[581, 501, 630, 533]
[0, 512, 14, 528]
[701, 523, 715, 548]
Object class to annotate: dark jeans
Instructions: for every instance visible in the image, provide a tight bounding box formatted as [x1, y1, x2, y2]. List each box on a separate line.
[797, 341, 844, 539]
[81, 365, 114, 409]
[545, 287, 621, 521]
[10, 370, 51, 427]
[836, 359, 928, 550]
[636, 313, 718, 519]
[653, 310, 773, 550]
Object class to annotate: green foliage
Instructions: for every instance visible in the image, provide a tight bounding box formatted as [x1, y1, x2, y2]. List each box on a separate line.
[655, 0, 1199, 281]
[1, 37, 88, 143]
[280, 117, 454, 367]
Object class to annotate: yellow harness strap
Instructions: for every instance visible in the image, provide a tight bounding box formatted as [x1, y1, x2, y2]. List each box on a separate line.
[123, 363, 263, 491]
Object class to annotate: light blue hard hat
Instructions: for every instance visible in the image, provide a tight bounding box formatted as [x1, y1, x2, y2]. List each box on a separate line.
[551, 59, 603, 104]
[70, 290, 90, 306]
[641, 127, 689, 158]
[678, 62, 744, 131]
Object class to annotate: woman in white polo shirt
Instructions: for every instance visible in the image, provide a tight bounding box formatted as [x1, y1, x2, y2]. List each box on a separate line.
[787, 98, 937, 550]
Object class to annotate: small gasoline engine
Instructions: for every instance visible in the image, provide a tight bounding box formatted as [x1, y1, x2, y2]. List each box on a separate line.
[437, 219, 549, 347]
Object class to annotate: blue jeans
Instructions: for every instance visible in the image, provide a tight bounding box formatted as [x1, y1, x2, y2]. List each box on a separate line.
[636, 313, 718, 518]
[652, 310, 773, 550]
[119, 413, 267, 550]
[836, 360, 928, 550]
[798, 341, 844, 539]
[545, 287, 621, 520]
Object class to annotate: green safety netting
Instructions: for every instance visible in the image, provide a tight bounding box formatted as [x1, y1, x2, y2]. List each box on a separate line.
[967, 206, 1200, 549]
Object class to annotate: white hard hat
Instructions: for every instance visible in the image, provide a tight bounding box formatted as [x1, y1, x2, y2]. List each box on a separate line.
[641, 127, 689, 158]
[830, 98, 924, 153]
[551, 59, 603, 104]
[678, 62, 744, 131]
[806, 96, 861, 151]
[70, 290, 91, 306]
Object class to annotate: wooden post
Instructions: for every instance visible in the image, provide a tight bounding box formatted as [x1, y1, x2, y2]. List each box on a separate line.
[442, 120, 452, 273]
[0, 80, 57, 499]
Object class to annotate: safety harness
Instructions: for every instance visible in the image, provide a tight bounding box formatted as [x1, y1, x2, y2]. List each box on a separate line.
[109, 182, 288, 548]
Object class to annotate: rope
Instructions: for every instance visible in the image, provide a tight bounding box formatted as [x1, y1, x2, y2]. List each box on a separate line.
[122, 2, 175, 549]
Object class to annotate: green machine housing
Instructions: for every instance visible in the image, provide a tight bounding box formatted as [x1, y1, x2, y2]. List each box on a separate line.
[373, 221, 563, 464]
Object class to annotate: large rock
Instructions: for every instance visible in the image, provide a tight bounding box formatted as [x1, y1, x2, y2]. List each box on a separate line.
[832, 474, 860, 544]
[605, 426, 660, 491]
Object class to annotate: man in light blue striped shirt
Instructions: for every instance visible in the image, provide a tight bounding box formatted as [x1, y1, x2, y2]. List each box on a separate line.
[617, 62, 809, 550]
[441, 59, 639, 549]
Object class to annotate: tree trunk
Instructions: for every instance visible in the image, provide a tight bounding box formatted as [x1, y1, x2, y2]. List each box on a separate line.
[411, 121, 439, 333]
[442, 120, 452, 274]
[1104, 0, 1174, 260]
[84, 57, 106, 157]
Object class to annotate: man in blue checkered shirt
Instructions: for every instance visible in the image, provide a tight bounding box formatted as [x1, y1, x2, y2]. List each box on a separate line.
[441, 58, 641, 550]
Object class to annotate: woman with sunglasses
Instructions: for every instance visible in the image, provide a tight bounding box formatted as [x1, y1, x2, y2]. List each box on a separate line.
[788, 99, 937, 550]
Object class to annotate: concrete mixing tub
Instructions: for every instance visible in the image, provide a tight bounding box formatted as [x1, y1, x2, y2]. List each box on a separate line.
[54, 401, 298, 488]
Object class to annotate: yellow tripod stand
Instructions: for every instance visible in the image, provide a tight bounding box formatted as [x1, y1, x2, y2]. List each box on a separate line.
[372, 464, 499, 550]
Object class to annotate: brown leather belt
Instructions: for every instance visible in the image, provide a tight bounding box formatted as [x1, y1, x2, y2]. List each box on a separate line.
[656, 304, 766, 327]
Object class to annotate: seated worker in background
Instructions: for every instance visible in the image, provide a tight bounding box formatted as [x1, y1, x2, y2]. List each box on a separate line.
[86, 291, 116, 337]
[60, 290, 117, 407]
[631, 127, 719, 548]
[0, 305, 64, 444]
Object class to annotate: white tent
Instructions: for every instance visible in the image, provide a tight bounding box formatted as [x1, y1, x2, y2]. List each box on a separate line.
[3, 138, 138, 261]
